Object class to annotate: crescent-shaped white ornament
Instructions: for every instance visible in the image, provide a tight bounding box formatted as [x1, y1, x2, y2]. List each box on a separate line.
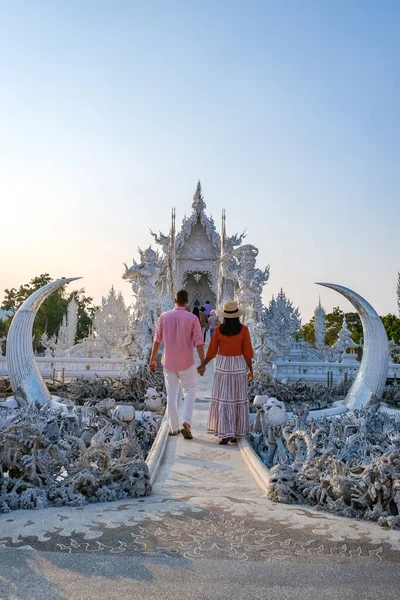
[6, 278, 81, 409]
[316, 283, 389, 410]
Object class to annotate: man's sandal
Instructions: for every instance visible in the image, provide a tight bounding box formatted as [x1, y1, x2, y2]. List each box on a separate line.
[180, 422, 193, 440]
[168, 430, 180, 436]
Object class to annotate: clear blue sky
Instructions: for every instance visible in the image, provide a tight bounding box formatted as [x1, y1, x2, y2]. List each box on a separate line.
[0, 0, 399, 321]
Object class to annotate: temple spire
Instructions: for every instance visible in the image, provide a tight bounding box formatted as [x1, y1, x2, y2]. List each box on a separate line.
[221, 208, 226, 253]
[217, 209, 227, 305]
[192, 180, 206, 215]
[167, 207, 176, 298]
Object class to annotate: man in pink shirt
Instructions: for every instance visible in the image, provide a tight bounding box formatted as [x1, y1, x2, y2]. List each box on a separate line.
[149, 289, 205, 439]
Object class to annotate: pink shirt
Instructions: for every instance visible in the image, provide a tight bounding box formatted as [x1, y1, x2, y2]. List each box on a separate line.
[154, 307, 204, 372]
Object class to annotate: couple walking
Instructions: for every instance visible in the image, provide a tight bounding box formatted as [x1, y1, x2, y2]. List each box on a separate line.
[149, 289, 253, 444]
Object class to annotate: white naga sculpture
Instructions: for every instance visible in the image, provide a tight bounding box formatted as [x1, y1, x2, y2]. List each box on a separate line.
[6, 278, 81, 409]
[122, 247, 163, 359]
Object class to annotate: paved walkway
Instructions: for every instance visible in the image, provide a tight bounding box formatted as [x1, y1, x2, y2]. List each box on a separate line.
[1, 364, 400, 599]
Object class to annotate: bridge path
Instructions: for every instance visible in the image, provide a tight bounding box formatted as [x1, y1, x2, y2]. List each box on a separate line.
[1, 362, 400, 599]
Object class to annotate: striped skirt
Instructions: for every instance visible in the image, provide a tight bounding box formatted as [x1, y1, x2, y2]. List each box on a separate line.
[207, 354, 249, 439]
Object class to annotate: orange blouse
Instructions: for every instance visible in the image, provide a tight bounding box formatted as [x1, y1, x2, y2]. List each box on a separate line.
[206, 325, 253, 361]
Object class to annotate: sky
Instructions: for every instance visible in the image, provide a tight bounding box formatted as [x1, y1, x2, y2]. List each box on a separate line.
[0, 0, 399, 322]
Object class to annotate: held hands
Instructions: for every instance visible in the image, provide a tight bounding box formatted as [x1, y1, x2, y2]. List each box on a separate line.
[197, 363, 206, 376]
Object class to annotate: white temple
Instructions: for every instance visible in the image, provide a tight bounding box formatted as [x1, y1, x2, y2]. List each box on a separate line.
[2, 181, 398, 384]
[147, 181, 248, 310]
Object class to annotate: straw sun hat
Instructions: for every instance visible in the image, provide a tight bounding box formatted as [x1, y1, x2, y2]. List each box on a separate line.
[217, 300, 244, 320]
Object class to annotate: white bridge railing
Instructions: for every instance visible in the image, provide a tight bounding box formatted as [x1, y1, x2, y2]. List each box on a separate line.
[0, 355, 399, 383]
[273, 359, 400, 383]
[0, 356, 129, 381]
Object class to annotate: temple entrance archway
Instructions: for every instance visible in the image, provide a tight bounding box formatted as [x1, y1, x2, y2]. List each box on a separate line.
[183, 271, 216, 310]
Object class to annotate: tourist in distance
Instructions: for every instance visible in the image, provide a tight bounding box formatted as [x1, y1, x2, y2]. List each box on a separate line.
[149, 289, 205, 439]
[197, 300, 253, 445]
[192, 306, 200, 320]
[204, 300, 213, 317]
[208, 309, 218, 339]
[199, 306, 209, 342]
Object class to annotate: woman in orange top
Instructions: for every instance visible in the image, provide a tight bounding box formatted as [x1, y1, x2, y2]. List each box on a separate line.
[197, 300, 253, 445]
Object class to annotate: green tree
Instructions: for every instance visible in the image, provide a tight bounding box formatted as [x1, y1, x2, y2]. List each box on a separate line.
[1, 274, 97, 350]
[300, 316, 315, 345]
[300, 308, 362, 347]
[381, 314, 400, 344]
[69, 289, 98, 341]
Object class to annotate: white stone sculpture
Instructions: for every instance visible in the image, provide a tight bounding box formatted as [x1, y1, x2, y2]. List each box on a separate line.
[122, 247, 163, 359]
[251, 408, 400, 528]
[52, 297, 78, 357]
[261, 397, 288, 467]
[314, 297, 326, 350]
[389, 339, 400, 364]
[235, 244, 270, 325]
[329, 315, 359, 362]
[251, 321, 274, 376]
[40, 333, 57, 356]
[144, 387, 163, 412]
[0, 335, 7, 357]
[217, 209, 246, 305]
[112, 404, 135, 422]
[317, 283, 389, 410]
[6, 278, 81, 409]
[263, 289, 301, 357]
[94, 286, 132, 359]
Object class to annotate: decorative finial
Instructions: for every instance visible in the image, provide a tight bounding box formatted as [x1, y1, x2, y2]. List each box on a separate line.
[192, 180, 206, 215]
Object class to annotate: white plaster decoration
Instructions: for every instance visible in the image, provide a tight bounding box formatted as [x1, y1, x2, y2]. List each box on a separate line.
[314, 297, 326, 350]
[122, 247, 164, 359]
[6, 278, 81, 409]
[52, 297, 79, 357]
[93, 286, 132, 359]
[263, 289, 302, 357]
[317, 283, 390, 409]
[144, 387, 164, 412]
[0, 335, 6, 357]
[328, 315, 359, 363]
[40, 333, 57, 357]
[234, 244, 270, 325]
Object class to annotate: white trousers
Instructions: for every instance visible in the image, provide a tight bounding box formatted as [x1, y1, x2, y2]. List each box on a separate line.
[163, 364, 197, 431]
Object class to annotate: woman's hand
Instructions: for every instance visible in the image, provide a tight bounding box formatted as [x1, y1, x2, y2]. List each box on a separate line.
[247, 371, 253, 383]
[197, 363, 206, 376]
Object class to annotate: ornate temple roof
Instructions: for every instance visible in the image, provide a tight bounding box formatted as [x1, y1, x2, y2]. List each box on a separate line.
[175, 181, 221, 252]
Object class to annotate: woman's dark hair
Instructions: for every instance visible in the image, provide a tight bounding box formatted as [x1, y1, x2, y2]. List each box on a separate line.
[219, 317, 242, 336]
[192, 306, 200, 319]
